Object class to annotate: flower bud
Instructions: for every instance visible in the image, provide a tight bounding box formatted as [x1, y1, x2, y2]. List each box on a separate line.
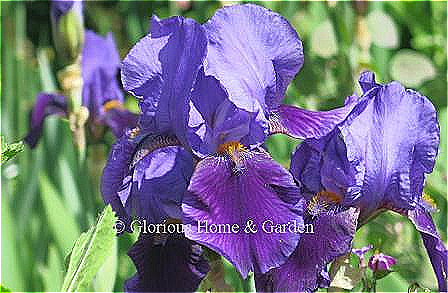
[368, 252, 396, 272]
[51, 0, 84, 65]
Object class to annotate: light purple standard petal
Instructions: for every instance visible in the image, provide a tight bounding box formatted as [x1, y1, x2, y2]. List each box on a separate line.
[81, 30, 123, 120]
[408, 205, 448, 291]
[203, 4, 303, 114]
[255, 207, 359, 292]
[340, 74, 440, 219]
[290, 130, 362, 205]
[187, 69, 268, 157]
[24, 93, 68, 148]
[269, 103, 355, 139]
[125, 233, 209, 292]
[121, 16, 207, 143]
[182, 148, 303, 278]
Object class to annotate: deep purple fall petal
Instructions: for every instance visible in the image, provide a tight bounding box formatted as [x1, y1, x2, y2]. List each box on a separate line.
[182, 148, 303, 278]
[408, 205, 448, 291]
[101, 107, 139, 138]
[101, 132, 193, 226]
[24, 93, 68, 148]
[269, 103, 355, 139]
[125, 233, 209, 292]
[255, 207, 359, 292]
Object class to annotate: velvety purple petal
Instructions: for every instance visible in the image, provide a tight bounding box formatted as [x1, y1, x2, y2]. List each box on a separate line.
[255, 207, 359, 292]
[81, 30, 123, 119]
[24, 93, 68, 148]
[290, 131, 362, 205]
[121, 16, 207, 143]
[408, 206, 448, 291]
[340, 79, 440, 218]
[125, 233, 209, 292]
[102, 132, 193, 225]
[182, 149, 303, 278]
[269, 103, 355, 139]
[127, 144, 194, 223]
[101, 129, 140, 225]
[204, 4, 303, 113]
[101, 107, 139, 138]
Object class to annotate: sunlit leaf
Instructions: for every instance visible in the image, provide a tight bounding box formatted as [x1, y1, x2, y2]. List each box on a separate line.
[39, 174, 80, 254]
[93, 236, 117, 291]
[61, 205, 117, 292]
[0, 136, 24, 165]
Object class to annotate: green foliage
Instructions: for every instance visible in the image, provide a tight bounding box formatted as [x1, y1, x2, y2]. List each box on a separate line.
[61, 205, 117, 291]
[39, 174, 81, 254]
[0, 285, 11, 292]
[0, 136, 24, 165]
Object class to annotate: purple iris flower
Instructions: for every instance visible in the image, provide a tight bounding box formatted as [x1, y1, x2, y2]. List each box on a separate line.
[103, 15, 211, 292]
[25, 31, 137, 147]
[368, 252, 396, 272]
[107, 3, 372, 290]
[291, 71, 446, 291]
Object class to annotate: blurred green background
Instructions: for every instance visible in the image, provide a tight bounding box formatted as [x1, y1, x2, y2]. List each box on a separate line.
[1, 1, 446, 292]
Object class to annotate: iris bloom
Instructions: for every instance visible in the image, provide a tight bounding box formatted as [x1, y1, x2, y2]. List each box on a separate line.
[102, 14, 210, 291]
[104, 4, 357, 291]
[290, 71, 446, 292]
[25, 31, 137, 147]
[184, 4, 356, 278]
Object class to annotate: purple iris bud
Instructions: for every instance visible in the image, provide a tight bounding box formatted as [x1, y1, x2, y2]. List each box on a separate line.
[50, 0, 82, 25]
[50, 0, 84, 63]
[125, 233, 209, 292]
[291, 71, 446, 291]
[368, 252, 397, 272]
[352, 244, 373, 259]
